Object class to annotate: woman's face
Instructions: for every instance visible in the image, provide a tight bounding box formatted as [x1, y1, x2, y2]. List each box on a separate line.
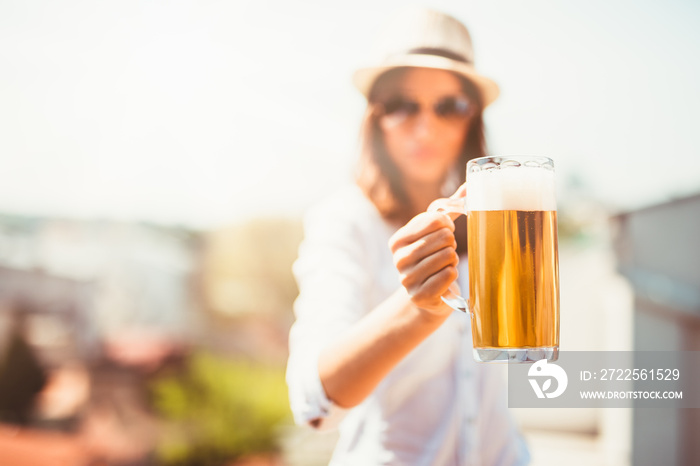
[378, 68, 473, 188]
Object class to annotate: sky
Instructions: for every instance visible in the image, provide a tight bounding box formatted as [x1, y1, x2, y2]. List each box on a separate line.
[1, 0, 699, 228]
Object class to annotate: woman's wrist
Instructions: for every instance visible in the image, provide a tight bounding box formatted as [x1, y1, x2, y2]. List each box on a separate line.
[395, 288, 453, 326]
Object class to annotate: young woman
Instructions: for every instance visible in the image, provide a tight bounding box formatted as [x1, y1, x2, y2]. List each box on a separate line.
[287, 8, 530, 465]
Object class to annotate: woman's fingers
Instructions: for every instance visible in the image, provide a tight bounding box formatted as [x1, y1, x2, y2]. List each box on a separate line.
[392, 226, 457, 271]
[411, 265, 458, 304]
[389, 211, 459, 313]
[389, 212, 454, 252]
[398, 246, 458, 291]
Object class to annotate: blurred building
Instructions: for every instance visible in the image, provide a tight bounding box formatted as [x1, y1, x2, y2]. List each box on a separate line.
[0, 266, 93, 365]
[612, 193, 700, 466]
[0, 215, 202, 362]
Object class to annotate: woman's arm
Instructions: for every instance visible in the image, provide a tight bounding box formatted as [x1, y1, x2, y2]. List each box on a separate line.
[318, 211, 459, 408]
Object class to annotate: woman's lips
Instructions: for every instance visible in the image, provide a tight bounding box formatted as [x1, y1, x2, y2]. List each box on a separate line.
[409, 147, 439, 161]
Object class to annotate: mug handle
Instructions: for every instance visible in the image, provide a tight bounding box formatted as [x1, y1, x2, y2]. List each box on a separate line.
[427, 197, 470, 315]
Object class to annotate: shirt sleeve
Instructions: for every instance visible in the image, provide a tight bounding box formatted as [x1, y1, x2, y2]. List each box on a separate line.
[286, 197, 371, 430]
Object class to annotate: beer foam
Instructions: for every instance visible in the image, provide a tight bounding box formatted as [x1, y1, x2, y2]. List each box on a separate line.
[466, 166, 557, 211]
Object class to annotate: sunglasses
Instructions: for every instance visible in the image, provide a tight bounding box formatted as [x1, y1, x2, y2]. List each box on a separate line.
[376, 95, 472, 128]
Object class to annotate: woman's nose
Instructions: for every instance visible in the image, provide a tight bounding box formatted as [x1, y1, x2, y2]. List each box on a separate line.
[411, 109, 439, 140]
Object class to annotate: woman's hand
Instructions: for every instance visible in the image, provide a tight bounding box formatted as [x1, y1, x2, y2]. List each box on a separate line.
[389, 211, 459, 316]
[389, 183, 466, 316]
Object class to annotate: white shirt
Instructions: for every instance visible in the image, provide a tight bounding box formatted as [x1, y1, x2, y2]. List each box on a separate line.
[286, 186, 531, 466]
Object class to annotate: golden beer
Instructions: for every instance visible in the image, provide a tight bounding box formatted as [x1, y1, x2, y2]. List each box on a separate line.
[467, 210, 559, 349]
[431, 156, 560, 362]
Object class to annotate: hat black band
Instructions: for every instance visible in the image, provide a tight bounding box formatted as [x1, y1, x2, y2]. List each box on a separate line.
[407, 47, 471, 64]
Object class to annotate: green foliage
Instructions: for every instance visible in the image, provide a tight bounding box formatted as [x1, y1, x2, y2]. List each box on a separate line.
[150, 352, 291, 466]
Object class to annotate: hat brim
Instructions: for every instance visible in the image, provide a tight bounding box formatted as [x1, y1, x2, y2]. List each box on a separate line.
[352, 54, 500, 107]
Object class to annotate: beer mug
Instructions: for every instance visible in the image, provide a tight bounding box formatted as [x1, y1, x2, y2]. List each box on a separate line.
[430, 156, 560, 363]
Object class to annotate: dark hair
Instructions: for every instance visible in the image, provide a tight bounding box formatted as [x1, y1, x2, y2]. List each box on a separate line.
[355, 67, 487, 253]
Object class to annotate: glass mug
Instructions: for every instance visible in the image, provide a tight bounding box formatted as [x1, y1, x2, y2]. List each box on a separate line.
[430, 156, 560, 363]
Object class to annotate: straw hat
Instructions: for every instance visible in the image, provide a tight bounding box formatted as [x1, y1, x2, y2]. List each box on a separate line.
[352, 8, 500, 107]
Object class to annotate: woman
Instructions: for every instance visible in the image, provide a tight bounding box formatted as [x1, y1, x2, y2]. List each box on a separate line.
[287, 8, 530, 465]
